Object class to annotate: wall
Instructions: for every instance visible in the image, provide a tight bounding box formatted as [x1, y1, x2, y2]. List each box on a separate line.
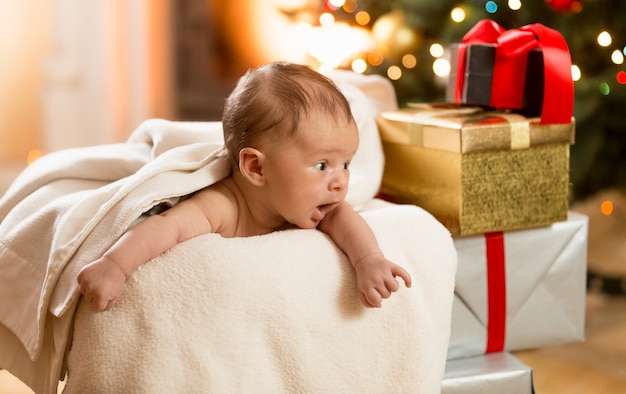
[0, 0, 175, 165]
[0, 1, 53, 162]
[42, 0, 175, 152]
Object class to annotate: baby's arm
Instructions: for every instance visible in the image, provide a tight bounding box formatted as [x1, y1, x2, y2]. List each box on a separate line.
[318, 202, 412, 308]
[77, 191, 222, 311]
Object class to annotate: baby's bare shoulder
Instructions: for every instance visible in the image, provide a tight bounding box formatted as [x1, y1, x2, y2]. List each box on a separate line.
[192, 178, 237, 208]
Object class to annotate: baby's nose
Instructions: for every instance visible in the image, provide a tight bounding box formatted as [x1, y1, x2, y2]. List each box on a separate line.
[329, 170, 348, 191]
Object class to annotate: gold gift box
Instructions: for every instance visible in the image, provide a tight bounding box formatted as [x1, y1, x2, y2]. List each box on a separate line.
[376, 105, 575, 235]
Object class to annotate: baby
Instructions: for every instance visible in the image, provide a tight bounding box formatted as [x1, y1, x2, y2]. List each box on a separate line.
[77, 62, 412, 311]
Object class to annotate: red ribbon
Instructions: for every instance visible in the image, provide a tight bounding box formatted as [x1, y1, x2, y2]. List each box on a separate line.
[485, 232, 506, 353]
[454, 19, 574, 124]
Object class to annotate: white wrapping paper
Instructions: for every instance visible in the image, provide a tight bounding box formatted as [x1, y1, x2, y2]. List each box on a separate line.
[442, 352, 534, 394]
[448, 211, 588, 360]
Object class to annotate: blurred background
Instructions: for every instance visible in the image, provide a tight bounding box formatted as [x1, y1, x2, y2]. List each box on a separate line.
[1, 0, 624, 202]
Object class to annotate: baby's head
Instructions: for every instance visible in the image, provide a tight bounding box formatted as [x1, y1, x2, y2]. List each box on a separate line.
[222, 62, 355, 168]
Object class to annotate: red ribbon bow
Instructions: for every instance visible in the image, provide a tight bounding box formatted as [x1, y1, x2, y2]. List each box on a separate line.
[454, 19, 574, 124]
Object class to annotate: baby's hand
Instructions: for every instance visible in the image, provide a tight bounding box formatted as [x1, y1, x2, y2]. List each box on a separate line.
[77, 257, 127, 311]
[353, 255, 412, 308]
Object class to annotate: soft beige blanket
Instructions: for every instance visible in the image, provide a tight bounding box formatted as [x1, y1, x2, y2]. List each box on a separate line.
[64, 201, 457, 393]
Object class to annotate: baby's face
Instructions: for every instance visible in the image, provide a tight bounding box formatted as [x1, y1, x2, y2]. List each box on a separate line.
[261, 111, 358, 229]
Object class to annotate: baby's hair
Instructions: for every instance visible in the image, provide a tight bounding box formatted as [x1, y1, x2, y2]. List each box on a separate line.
[222, 61, 354, 168]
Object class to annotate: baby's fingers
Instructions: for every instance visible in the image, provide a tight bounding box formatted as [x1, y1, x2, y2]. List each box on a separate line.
[384, 275, 401, 293]
[393, 265, 412, 288]
[87, 294, 114, 312]
[363, 288, 383, 308]
[93, 297, 106, 312]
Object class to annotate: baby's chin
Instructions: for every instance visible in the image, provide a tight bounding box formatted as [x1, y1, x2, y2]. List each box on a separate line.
[297, 219, 321, 230]
[292, 215, 323, 230]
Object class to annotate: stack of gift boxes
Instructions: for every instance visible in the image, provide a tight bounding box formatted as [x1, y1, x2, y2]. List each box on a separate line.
[376, 20, 588, 393]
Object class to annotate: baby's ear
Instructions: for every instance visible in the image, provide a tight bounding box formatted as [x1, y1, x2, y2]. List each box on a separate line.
[238, 147, 265, 186]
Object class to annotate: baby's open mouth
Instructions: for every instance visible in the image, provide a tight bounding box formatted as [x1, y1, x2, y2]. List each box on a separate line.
[316, 202, 339, 219]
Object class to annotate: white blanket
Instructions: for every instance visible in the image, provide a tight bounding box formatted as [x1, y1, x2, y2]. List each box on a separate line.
[64, 201, 457, 393]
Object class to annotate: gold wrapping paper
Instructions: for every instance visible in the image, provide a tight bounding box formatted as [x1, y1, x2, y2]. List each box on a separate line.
[377, 107, 573, 235]
[377, 107, 575, 153]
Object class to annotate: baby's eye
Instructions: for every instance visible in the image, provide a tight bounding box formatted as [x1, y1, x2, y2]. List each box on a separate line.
[315, 162, 327, 171]
[342, 162, 350, 170]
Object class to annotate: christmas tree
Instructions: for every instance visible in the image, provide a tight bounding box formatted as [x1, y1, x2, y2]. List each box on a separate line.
[331, 0, 625, 201]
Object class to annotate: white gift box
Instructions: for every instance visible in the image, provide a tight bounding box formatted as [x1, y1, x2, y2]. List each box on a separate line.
[448, 211, 588, 360]
[442, 352, 534, 394]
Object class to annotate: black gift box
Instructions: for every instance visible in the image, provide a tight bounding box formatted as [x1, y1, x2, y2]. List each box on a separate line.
[446, 43, 544, 117]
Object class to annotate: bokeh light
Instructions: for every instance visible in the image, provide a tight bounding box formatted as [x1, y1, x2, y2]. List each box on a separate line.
[597, 31, 612, 47]
[27, 149, 44, 165]
[450, 7, 466, 22]
[599, 82, 610, 95]
[485, 1, 498, 13]
[342, 0, 357, 13]
[617, 71, 626, 84]
[367, 50, 384, 66]
[319, 13, 334, 27]
[429, 43, 445, 58]
[508, 0, 522, 11]
[600, 200, 613, 215]
[433, 58, 451, 77]
[323, 0, 338, 12]
[611, 49, 624, 64]
[351, 58, 367, 73]
[571, 64, 581, 81]
[355, 11, 370, 25]
[402, 54, 417, 69]
[387, 65, 402, 80]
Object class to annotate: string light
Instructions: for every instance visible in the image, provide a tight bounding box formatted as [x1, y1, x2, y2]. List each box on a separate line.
[617, 71, 626, 84]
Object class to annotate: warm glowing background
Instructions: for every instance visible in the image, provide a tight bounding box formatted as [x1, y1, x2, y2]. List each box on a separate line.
[1, 0, 624, 203]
